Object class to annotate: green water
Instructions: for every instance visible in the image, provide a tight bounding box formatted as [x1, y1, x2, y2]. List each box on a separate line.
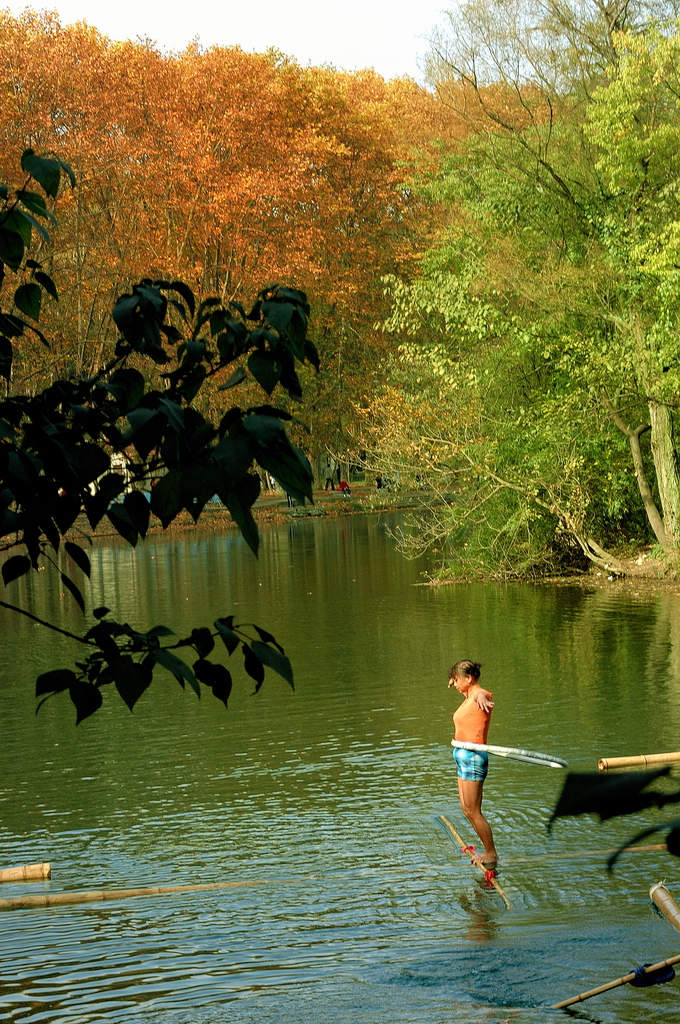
[1, 513, 680, 1023]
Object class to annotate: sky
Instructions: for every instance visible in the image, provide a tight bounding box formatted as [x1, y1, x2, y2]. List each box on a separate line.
[2, 1, 454, 83]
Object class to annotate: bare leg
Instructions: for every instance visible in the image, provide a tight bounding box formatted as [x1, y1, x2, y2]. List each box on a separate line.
[457, 777, 497, 866]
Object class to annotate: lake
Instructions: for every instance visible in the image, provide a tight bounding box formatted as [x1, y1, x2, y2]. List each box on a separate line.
[1, 511, 680, 1023]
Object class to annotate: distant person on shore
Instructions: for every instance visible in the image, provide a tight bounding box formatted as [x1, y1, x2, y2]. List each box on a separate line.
[448, 659, 498, 868]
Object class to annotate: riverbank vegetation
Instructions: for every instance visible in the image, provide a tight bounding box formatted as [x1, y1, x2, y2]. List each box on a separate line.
[4, 3, 680, 591]
[357, 0, 680, 580]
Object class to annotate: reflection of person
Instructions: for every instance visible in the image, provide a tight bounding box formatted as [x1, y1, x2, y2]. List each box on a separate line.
[448, 659, 498, 868]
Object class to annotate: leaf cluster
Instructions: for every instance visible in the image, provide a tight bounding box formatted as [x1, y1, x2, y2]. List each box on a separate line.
[1, 150, 318, 721]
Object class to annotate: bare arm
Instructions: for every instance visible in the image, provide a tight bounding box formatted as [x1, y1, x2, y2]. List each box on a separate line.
[474, 690, 494, 713]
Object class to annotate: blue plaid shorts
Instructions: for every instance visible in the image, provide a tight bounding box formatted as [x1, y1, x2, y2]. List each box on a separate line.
[453, 747, 489, 781]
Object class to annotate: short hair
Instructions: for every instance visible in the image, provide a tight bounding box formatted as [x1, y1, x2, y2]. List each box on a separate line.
[449, 659, 482, 679]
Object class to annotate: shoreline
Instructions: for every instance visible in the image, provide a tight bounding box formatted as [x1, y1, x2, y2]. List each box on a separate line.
[76, 485, 680, 591]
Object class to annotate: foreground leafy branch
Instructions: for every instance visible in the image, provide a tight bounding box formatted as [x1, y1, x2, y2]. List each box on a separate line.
[1, 150, 318, 721]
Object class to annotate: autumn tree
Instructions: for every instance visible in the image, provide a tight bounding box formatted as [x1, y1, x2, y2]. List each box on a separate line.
[0, 10, 449, 473]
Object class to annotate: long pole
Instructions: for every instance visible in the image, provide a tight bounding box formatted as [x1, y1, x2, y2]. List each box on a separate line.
[0, 876, 298, 912]
[437, 814, 512, 910]
[551, 953, 680, 1009]
[597, 751, 680, 771]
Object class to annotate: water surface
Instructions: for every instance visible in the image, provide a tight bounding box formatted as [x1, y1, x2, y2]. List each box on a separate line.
[1, 513, 680, 1023]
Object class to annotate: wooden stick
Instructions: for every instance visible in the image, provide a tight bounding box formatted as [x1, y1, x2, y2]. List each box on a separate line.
[0, 876, 300, 912]
[437, 814, 512, 910]
[0, 863, 51, 883]
[505, 843, 667, 865]
[598, 751, 680, 771]
[552, 952, 680, 1009]
[651, 882, 680, 933]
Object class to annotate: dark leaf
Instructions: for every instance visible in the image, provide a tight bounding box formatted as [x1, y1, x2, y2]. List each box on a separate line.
[548, 770, 678, 831]
[107, 501, 139, 546]
[16, 189, 51, 220]
[167, 279, 196, 316]
[33, 270, 58, 301]
[212, 435, 253, 479]
[248, 350, 280, 394]
[215, 617, 240, 655]
[123, 489, 151, 539]
[0, 226, 25, 271]
[145, 624, 175, 639]
[107, 367, 145, 411]
[65, 541, 91, 577]
[14, 282, 41, 320]
[150, 471, 184, 527]
[218, 366, 247, 391]
[60, 571, 86, 613]
[85, 472, 126, 529]
[113, 655, 153, 711]
[69, 680, 103, 724]
[243, 643, 265, 688]
[193, 659, 232, 708]
[158, 396, 184, 433]
[304, 338, 320, 370]
[252, 624, 283, 651]
[2, 553, 30, 584]
[0, 335, 13, 379]
[154, 648, 200, 695]
[36, 667, 78, 696]
[21, 149, 62, 198]
[0, 312, 26, 338]
[218, 473, 260, 554]
[53, 491, 81, 533]
[251, 640, 294, 688]
[190, 627, 215, 657]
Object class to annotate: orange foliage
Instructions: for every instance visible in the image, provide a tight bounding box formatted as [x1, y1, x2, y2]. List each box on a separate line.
[0, 10, 464, 447]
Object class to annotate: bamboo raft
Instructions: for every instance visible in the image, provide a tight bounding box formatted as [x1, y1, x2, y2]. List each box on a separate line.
[437, 814, 512, 909]
[0, 863, 51, 883]
[552, 952, 680, 1009]
[553, 883, 680, 1008]
[598, 751, 680, 771]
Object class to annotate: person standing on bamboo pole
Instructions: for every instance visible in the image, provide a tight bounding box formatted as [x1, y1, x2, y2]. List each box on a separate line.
[449, 659, 498, 868]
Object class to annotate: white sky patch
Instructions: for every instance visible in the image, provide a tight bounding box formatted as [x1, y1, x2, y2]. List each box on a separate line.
[2, 0, 455, 82]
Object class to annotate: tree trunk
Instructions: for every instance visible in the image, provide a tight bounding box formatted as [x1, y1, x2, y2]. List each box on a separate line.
[649, 399, 680, 553]
[602, 393, 668, 549]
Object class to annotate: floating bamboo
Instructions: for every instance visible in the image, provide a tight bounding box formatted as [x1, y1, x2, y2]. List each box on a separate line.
[0, 876, 294, 911]
[0, 863, 51, 883]
[650, 882, 680, 933]
[598, 751, 680, 772]
[437, 814, 512, 910]
[552, 952, 680, 1009]
[505, 843, 666, 865]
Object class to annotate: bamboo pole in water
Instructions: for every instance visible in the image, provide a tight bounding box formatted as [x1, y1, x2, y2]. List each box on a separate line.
[0, 863, 51, 883]
[598, 751, 680, 771]
[504, 843, 666, 865]
[0, 876, 296, 911]
[437, 814, 512, 910]
[551, 952, 680, 1009]
[650, 882, 680, 932]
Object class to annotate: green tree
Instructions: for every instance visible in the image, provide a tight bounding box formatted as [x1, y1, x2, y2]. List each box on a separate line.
[361, 1, 680, 576]
[1, 150, 318, 721]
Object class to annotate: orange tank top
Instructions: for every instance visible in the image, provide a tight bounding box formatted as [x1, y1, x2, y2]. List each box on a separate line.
[453, 688, 492, 744]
